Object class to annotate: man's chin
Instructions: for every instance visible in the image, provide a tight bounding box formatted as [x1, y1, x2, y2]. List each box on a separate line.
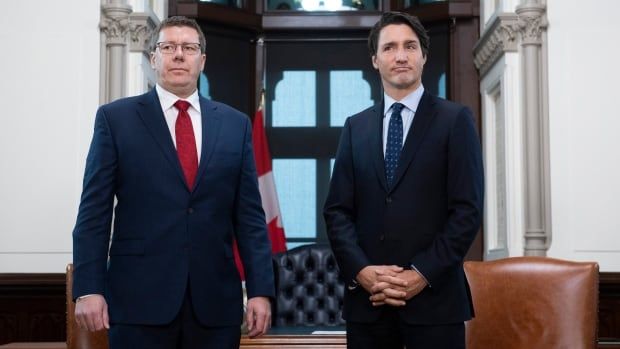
[392, 80, 417, 90]
[166, 80, 195, 89]
[161, 81, 197, 96]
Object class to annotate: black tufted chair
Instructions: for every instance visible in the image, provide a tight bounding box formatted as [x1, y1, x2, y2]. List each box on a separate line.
[272, 243, 346, 327]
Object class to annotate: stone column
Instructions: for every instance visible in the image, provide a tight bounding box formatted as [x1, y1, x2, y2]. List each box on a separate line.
[100, 0, 132, 103]
[516, 0, 549, 256]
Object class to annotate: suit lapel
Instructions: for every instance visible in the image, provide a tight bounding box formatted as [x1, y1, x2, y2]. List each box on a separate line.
[369, 101, 389, 192]
[193, 96, 222, 193]
[390, 91, 437, 192]
[137, 89, 187, 188]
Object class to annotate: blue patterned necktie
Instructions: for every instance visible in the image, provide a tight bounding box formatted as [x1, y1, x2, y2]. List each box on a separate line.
[385, 102, 405, 187]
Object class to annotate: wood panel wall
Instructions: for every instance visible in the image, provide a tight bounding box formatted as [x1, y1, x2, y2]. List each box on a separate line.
[0, 273, 619, 345]
[0, 274, 65, 344]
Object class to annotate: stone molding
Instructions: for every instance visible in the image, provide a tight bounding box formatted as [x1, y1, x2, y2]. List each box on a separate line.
[516, 3, 547, 45]
[100, 2, 132, 46]
[516, 4, 548, 45]
[474, 13, 520, 76]
[129, 11, 159, 54]
[474, 5, 547, 76]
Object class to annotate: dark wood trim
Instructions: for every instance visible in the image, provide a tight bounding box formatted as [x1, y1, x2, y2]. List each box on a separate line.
[254, 0, 263, 14]
[399, 1, 478, 22]
[1, 341, 620, 349]
[176, 3, 262, 31]
[445, 4, 482, 261]
[601, 272, 620, 289]
[0, 274, 66, 345]
[262, 12, 381, 30]
[600, 344, 620, 349]
[600, 272, 620, 341]
[0, 274, 64, 286]
[172, 1, 480, 30]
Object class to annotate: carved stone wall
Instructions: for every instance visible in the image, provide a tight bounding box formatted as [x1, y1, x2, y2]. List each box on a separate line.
[99, 0, 158, 102]
[474, 14, 519, 76]
[475, 0, 550, 257]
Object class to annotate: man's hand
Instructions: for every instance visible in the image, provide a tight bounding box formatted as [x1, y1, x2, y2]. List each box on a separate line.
[369, 269, 428, 307]
[246, 296, 271, 338]
[74, 294, 109, 331]
[356, 265, 404, 294]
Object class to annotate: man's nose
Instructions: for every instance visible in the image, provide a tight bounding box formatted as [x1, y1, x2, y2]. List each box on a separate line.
[395, 48, 408, 62]
[173, 45, 185, 59]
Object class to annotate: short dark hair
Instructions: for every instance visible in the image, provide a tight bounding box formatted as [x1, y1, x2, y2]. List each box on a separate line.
[368, 12, 430, 58]
[149, 16, 206, 54]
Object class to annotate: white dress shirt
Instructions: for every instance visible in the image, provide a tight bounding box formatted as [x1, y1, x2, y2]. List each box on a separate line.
[155, 84, 203, 162]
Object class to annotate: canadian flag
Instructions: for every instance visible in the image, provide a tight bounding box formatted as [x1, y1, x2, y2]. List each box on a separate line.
[233, 105, 287, 279]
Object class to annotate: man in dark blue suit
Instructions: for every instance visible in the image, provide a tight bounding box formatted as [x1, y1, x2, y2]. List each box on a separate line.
[324, 12, 484, 349]
[72, 16, 274, 348]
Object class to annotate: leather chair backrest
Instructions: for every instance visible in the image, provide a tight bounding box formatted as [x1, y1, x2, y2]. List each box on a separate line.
[464, 257, 598, 349]
[66, 264, 109, 349]
[272, 244, 345, 327]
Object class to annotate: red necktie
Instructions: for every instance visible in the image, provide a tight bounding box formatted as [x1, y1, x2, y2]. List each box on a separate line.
[174, 100, 198, 189]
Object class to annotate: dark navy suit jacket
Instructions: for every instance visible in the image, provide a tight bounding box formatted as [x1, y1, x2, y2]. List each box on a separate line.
[72, 89, 274, 326]
[324, 91, 484, 324]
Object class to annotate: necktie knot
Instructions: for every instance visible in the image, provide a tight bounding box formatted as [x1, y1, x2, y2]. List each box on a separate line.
[174, 100, 191, 113]
[391, 102, 405, 116]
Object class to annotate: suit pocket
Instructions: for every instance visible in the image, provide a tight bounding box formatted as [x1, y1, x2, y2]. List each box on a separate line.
[109, 239, 145, 256]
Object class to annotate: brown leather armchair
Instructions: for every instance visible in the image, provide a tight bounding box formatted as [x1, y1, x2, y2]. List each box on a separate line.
[66, 264, 109, 349]
[464, 256, 599, 349]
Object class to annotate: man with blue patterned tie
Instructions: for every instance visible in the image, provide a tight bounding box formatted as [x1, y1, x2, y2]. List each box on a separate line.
[324, 11, 484, 349]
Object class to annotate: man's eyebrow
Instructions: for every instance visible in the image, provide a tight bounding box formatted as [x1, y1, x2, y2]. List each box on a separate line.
[381, 38, 420, 47]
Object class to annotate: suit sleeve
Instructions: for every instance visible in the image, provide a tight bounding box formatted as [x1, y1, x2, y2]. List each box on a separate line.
[72, 107, 117, 299]
[233, 116, 275, 299]
[323, 118, 371, 283]
[410, 107, 484, 285]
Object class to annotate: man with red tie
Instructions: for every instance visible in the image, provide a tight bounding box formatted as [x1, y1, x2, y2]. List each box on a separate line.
[72, 16, 274, 349]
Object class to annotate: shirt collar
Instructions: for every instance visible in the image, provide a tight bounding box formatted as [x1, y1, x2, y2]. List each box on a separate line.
[155, 84, 201, 112]
[383, 84, 425, 117]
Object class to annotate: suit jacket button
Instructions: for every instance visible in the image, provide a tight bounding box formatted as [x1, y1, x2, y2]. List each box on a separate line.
[188, 208, 194, 214]
[379, 234, 385, 241]
[385, 197, 392, 204]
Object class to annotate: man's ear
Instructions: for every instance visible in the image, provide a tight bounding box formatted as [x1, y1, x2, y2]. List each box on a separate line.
[150, 52, 156, 69]
[200, 53, 206, 70]
[371, 55, 378, 69]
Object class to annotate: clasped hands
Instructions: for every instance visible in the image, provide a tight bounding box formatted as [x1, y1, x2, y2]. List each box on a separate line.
[356, 265, 427, 307]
